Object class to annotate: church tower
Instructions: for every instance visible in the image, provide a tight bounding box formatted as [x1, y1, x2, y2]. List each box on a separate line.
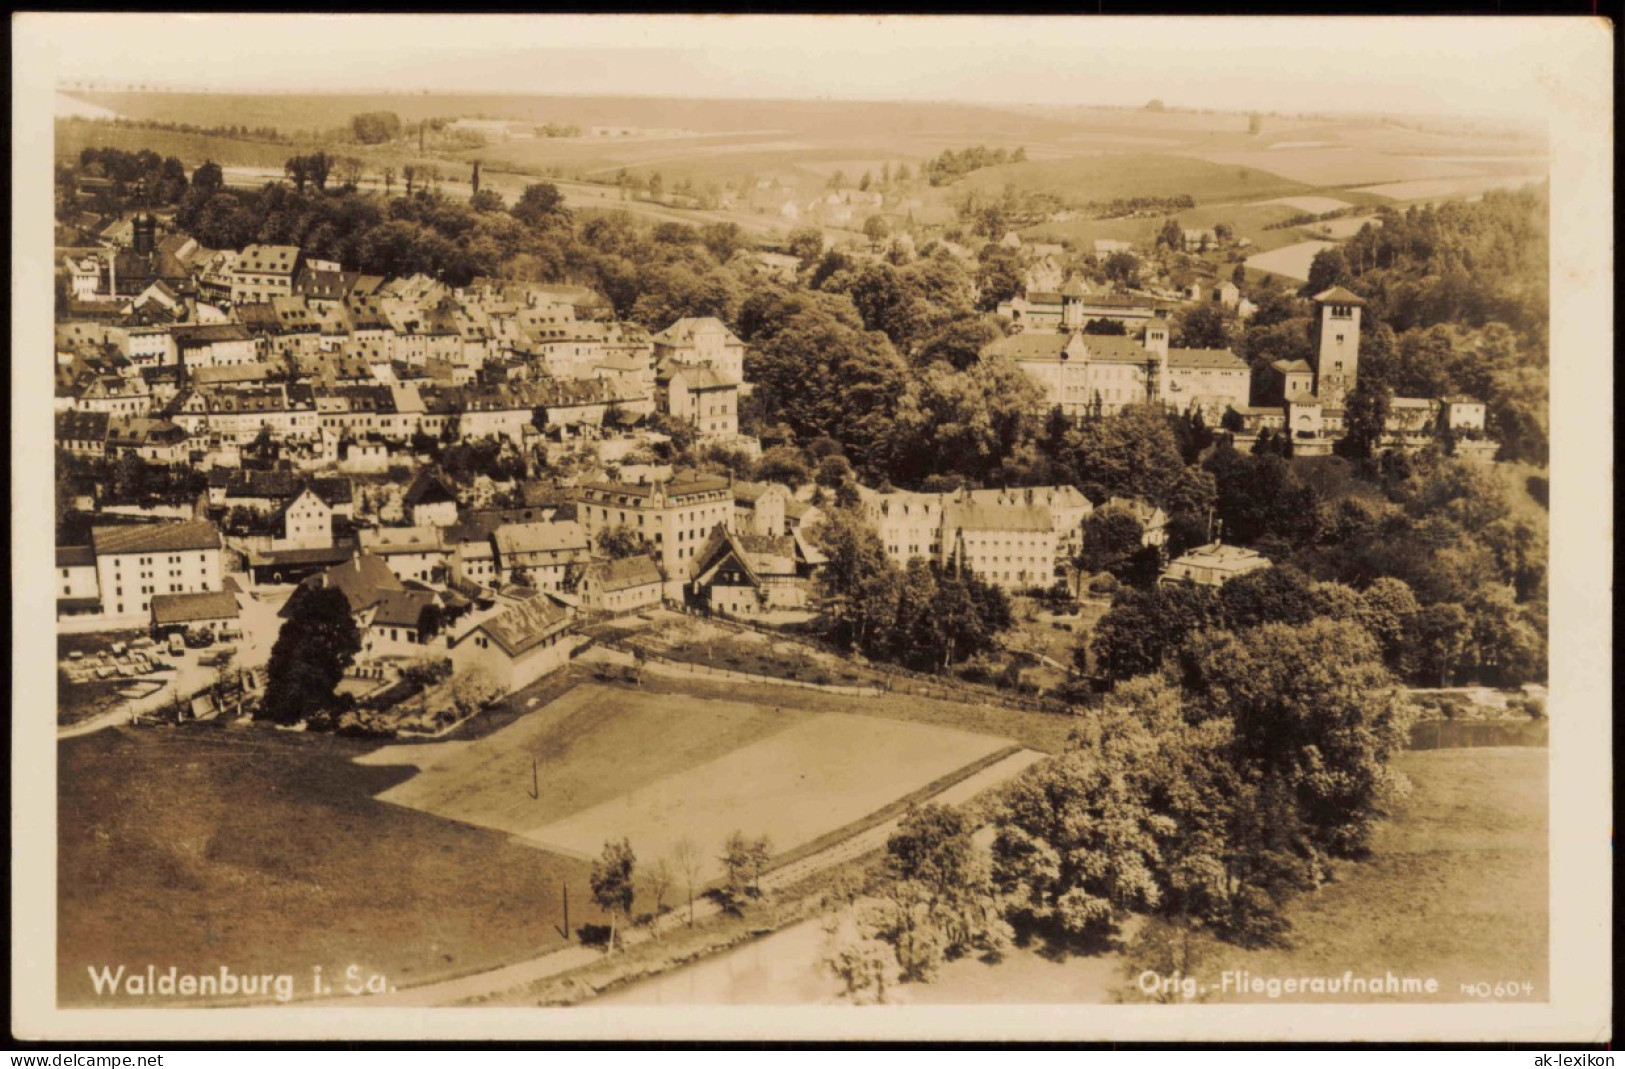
[1309, 286, 1365, 410]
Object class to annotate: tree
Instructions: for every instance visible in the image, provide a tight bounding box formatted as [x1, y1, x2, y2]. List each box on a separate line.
[1340, 376, 1392, 460]
[1080, 506, 1146, 578]
[719, 830, 771, 907]
[470, 189, 505, 213]
[1069, 404, 1188, 507]
[262, 586, 362, 725]
[1408, 602, 1472, 687]
[1103, 250, 1141, 287]
[863, 214, 891, 248]
[1088, 582, 1223, 685]
[643, 857, 675, 926]
[672, 837, 703, 928]
[589, 838, 637, 950]
[513, 183, 570, 229]
[753, 445, 812, 488]
[191, 159, 224, 196]
[786, 226, 824, 267]
[1217, 564, 1318, 630]
[283, 154, 311, 193]
[1157, 217, 1185, 251]
[1180, 620, 1415, 858]
[1173, 303, 1233, 349]
[1302, 247, 1352, 296]
[914, 316, 1001, 370]
[351, 111, 402, 144]
[596, 525, 648, 560]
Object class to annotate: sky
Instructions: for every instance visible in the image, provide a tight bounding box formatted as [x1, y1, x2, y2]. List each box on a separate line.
[26, 13, 1605, 124]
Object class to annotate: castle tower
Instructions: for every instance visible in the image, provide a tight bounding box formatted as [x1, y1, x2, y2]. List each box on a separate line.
[1309, 286, 1365, 410]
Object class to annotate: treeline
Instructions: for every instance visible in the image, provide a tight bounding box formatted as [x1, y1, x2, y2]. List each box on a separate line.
[62, 116, 290, 143]
[1312, 186, 1548, 335]
[1083, 194, 1195, 220]
[1262, 204, 1363, 231]
[923, 144, 1027, 186]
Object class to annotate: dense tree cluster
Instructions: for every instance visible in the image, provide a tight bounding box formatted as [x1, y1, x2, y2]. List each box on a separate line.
[349, 111, 403, 145]
[1089, 450, 1545, 690]
[71, 147, 189, 206]
[808, 508, 1012, 671]
[994, 614, 1413, 950]
[922, 144, 1027, 185]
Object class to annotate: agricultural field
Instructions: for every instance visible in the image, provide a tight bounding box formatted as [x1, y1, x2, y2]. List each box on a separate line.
[1244, 239, 1339, 282]
[1264, 195, 1355, 214]
[1351, 173, 1548, 203]
[55, 90, 1547, 255]
[949, 154, 1310, 206]
[55, 118, 299, 169]
[58, 724, 606, 1006]
[377, 684, 1014, 882]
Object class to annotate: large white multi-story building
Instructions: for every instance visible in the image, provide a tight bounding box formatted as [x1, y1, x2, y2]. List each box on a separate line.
[859, 485, 1087, 591]
[985, 319, 1250, 420]
[87, 520, 224, 619]
[575, 471, 735, 583]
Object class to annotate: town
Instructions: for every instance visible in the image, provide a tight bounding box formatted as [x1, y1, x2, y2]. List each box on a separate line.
[49, 86, 1551, 1013]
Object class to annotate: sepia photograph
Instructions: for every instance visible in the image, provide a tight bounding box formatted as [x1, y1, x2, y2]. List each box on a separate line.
[9, 12, 1612, 1045]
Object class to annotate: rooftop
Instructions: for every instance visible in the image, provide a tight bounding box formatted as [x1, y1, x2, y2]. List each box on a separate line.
[92, 520, 221, 556]
[150, 590, 240, 626]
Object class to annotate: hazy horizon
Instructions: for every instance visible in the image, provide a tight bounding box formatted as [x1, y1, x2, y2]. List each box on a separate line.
[33, 13, 1595, 129]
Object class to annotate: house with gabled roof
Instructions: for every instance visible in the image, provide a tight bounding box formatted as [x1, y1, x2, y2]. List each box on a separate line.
[490, 520, 590, 593]
[448, 591, 575, 694]
[150, 589, 241, 637]
[577, 554, 664, 615]
[232, 244, 304, 304]
[650, 316, 745, 383]
[404, 469, 461, 528]
[281, 552, 403, 625]
[686, 522, 824, 615]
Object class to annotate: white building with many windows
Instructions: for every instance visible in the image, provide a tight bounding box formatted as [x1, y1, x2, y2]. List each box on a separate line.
[88, 520, 223, 619]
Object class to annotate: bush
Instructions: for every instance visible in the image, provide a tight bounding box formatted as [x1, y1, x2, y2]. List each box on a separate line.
[1510, 694, 1547, 720]
[576, 923, 616, 948]
[1088, 573, 1120, 596]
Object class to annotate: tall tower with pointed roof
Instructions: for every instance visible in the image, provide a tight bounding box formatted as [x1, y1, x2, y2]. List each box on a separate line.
[1310, 286, 1365, 409]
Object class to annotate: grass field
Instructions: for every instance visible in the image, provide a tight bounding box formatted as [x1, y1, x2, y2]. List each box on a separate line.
[377, 684, 1012, 881]
[1199, 746, 1549, 1001]
[951, 154, 1310, 205]
[55, 118, 301, 169]
[1245, 238, 1339, 282]
[1351, 173, 1548, 202]
[58, 725, 605, 1006]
